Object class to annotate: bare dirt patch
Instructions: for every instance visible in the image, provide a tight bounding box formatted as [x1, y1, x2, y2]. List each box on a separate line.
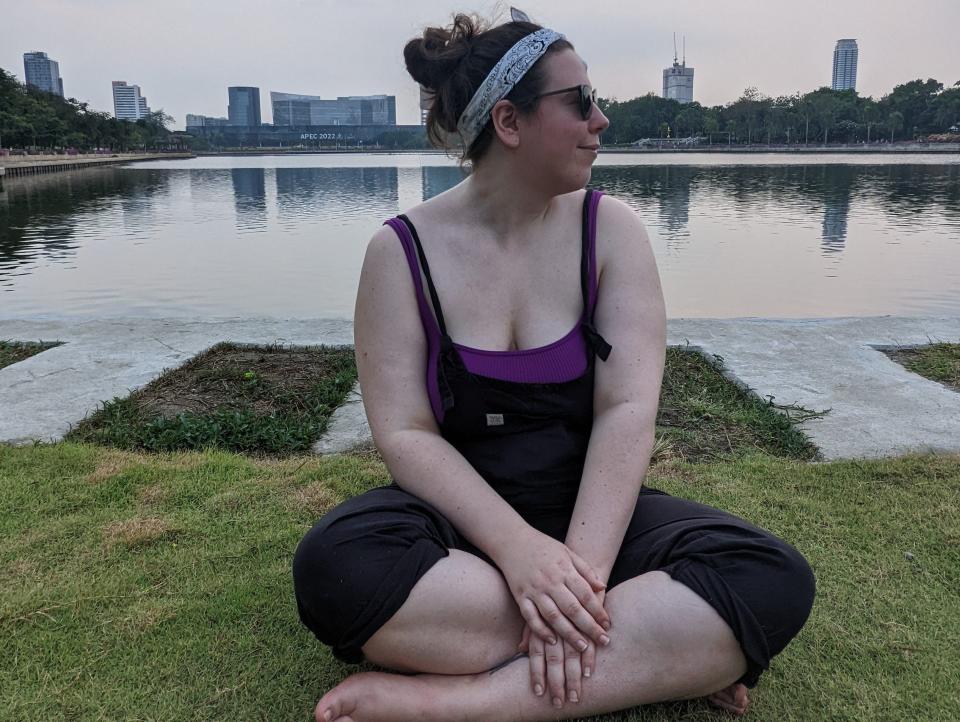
[67, 342, 357, 455]
[136, 343, 351, 419]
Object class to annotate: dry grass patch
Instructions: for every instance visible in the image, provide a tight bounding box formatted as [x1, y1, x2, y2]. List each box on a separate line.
[138, 484, 168, 506]
[84, 449, 139, 484]
[102, 517, 177, 549]
[289, 482, 340, 517]
[118, 600, 178, 637]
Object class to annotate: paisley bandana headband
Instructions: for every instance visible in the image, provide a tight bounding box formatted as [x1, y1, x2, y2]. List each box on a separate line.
[455, 26, 565, 150]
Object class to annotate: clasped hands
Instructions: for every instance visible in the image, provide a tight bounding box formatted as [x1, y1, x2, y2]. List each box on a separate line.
[497, 532, 612, 710]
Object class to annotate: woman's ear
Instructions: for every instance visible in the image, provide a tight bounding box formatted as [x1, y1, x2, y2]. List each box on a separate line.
[490, 99, 522, 149]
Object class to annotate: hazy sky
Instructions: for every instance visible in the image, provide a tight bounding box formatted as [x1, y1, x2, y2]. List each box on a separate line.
[3, 0, 958, 130]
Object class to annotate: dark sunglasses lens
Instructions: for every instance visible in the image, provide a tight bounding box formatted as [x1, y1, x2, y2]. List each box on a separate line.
[580, 86, 595, 119]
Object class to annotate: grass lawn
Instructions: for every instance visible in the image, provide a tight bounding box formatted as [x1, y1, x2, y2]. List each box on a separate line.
[65, 343, 358, 456]
[0, 340, 61, 370]
[2, 443, 958, 721]
[882, 342, 960, 392]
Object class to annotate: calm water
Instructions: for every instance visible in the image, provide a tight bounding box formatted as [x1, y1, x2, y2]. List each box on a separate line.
[1, 153, 958, 319]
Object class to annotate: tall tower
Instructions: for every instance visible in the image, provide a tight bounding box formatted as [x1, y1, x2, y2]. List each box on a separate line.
[228, 87, 262, 126]
[112, 81, 150, 121]
[23, 51, 64, 97]
[832, 39, 858, 91]
[662, 35, 694, 104]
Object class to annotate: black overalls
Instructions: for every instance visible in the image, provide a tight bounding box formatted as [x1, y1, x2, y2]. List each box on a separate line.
[293, 190, 815, 687]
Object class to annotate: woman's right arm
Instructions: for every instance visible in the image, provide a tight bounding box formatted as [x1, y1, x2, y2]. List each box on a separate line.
[354, 226, 609, 648]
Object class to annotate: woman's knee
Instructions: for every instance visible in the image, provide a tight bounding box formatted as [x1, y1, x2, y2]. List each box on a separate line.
[768, 539, 816, 643]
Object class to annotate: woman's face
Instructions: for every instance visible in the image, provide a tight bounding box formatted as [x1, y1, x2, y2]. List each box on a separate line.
[519, 49, 610, 192]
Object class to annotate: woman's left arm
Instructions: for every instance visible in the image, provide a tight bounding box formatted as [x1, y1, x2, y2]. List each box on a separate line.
[564, 196, 666, 582]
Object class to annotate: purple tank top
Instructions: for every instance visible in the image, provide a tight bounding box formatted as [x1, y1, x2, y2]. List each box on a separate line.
[384, 190, 604, 422]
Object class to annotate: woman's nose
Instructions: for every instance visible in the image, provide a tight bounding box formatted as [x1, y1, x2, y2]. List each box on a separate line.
[590, 105, 610, 133]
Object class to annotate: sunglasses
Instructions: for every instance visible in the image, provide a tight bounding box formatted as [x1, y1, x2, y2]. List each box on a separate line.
[533, 84, 597, 120]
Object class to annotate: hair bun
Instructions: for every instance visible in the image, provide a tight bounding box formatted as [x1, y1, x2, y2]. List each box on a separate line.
[403, 14, 484, 91]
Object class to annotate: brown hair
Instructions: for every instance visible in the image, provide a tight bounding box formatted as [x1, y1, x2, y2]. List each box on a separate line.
[404, 13, 574, 165]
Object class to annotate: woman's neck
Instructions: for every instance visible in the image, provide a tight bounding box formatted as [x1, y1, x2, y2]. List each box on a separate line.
[456, 154, 558, 248]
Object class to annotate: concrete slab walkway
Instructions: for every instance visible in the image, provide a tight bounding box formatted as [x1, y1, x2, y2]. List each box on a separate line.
[1, 316, 958, 460]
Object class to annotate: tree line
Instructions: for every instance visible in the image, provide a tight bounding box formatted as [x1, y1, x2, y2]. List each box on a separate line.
[0, 68, 174, 151]
[3, 63, 959, 152]
[598, 78, 960, 145]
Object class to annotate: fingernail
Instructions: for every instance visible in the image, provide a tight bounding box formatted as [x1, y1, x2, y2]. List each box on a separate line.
[600, 634, 611, 646]
[534, 684, 543, 697]
[549, 637, 557, 645]
[576, 639, 587, 652]
[323, 710, 332, 722]
[602, 620, 611, 631]
[584, 667, 591, 678]
[569, 691, 579, 703]
[553, 697, 563, 709]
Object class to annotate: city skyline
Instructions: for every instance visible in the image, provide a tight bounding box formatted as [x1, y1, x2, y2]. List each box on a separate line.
[3, 0, 958, 130]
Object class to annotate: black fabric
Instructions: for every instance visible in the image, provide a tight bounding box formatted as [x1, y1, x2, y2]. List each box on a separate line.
[293, 484, 815, 686]
[293, 188, 815, 687]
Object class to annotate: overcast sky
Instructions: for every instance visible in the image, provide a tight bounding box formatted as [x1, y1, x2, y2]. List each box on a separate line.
[3, 0, 958, 130]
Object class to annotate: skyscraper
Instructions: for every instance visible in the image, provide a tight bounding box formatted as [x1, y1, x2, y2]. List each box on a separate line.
[832, 39, 858, 91]
[228, 87, 262, 126]
[112, 81, 151, 121]
[662, 35, 694, 104]
[23, 51, 64, 97]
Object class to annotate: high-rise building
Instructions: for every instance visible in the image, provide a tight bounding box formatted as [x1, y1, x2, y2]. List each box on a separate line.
[112, 81, 151, 121]
[228, 87, 262, 126]
[832, 39, 858, 91]
[23, 51, 64, 97]
[662, 36, 694, 104]
[271, 92, 397, 126]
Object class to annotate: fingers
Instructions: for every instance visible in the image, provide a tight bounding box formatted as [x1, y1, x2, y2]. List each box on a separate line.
[537, 587, 610, 650]
[518, 597, 557, 645]
[517, 623, 531, 653]
[544, 635, 566, 709]
[563, 638, 583, 704]
[581, 634, 597, 680]
[568, 548, 608, 591]
[527, 632, 546, 699]
[566, 573, 612, 632]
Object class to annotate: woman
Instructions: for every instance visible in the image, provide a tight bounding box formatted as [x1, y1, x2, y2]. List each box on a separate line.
[293, 11, 815, 721]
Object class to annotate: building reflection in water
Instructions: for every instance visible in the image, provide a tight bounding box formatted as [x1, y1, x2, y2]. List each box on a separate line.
[422, 166, 468, 200]
[820, 166, 854, 253]
[231, 168, 267, 231]
[274, 167, 398, 224]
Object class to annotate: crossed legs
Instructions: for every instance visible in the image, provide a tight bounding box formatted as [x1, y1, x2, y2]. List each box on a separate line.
[314, 550, 748, 722]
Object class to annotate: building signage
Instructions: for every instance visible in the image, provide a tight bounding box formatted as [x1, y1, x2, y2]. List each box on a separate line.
[300, 132, 352, 141]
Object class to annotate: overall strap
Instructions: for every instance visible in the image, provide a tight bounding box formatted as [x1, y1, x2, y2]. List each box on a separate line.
[580, 190, 612, 361]
[397, 214, 450, 337]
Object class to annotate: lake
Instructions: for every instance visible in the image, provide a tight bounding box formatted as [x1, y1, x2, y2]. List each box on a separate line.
[1, 153, 958, 319]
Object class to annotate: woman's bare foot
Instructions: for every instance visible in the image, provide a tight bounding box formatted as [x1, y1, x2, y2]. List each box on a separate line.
[314, 670, 459, 722]
[706, 682, 750, 716]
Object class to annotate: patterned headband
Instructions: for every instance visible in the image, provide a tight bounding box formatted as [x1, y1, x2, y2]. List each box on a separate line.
[455, 26, 565, 151]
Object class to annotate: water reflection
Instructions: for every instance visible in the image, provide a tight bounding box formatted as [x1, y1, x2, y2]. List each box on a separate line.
[274, 167, 398, 224]
[2, 159, 959, 317]
[231, 168, 267, 231]
[820, 166, 855, 252]
[591, 164, 960, 256]
[0, 168, 169, 286]
[423, 166, 468, 200]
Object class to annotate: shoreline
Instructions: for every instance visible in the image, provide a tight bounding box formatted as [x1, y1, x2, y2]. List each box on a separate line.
[0, 152, 195, 179]
[187, 144, 960, 156]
